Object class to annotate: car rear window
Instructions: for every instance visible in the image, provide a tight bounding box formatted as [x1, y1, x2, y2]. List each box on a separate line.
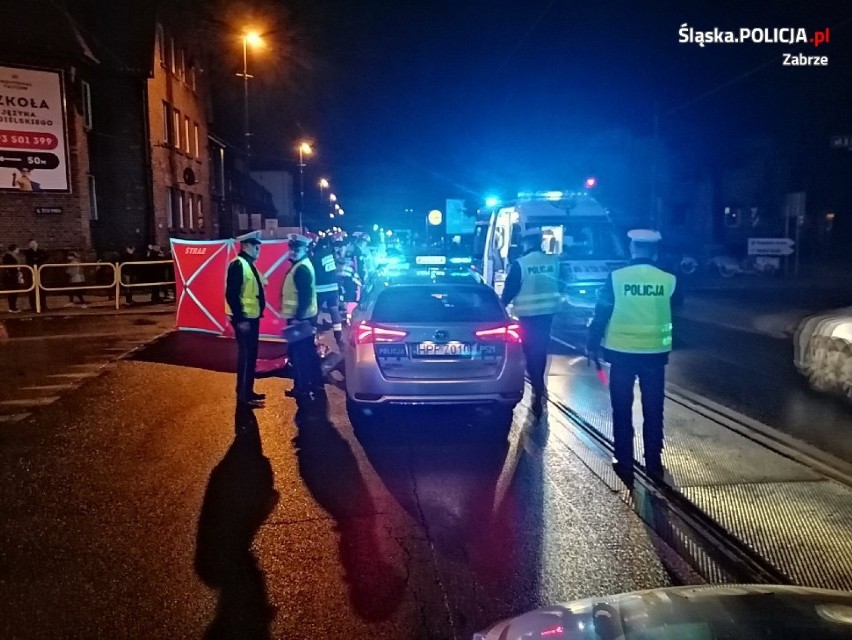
[371, 285, 505, 323]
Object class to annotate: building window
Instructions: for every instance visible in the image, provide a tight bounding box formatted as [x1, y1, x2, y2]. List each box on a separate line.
[88, 175, 98, 221]
[173, 108, 181, 150]
[197, 195, 203, 228]
[169, 37, 176, 73]
[184, 116, 190, 154]
[166, 187, 174, 227]
[162, 101, 170, 144]
[187, 192, 195, 229]
[178, 49, 185, 80]
[176, 190, 185, 227]
[81, 80, 93, 130]
[193, 123, 199, 158]
[189, 65, 197, 91]
[156, 25, 165, 67]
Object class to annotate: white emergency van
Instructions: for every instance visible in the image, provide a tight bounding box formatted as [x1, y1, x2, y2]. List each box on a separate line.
[479, 191, 627, 327]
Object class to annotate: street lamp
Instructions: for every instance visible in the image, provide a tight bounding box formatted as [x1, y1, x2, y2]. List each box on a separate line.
[338, 209, 345, 216]
[297, 141, 313, 231]
[237, 31, 264, 155]
[319, 178, 329, 205]
[329, 193, 337, 203]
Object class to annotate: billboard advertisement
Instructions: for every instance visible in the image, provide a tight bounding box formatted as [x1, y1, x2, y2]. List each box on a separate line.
[0, 66, 70, 192]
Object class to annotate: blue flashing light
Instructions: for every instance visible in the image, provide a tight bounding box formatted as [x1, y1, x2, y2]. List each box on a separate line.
[448, 257, 472, 264]
[543, 191, 563, 201]
[484, 196, 500, 208]
[372, 224, 379, 231]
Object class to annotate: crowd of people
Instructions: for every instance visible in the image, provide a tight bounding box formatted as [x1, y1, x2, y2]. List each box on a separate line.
[1, 239, 174, 312]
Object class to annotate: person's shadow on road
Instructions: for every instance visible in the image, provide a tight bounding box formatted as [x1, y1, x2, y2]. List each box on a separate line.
[293, 392, 407, 622]
[195, 406, 279, 639]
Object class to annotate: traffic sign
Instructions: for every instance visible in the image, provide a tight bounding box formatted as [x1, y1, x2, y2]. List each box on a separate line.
[830, 135, 852, 150]
[748, 237, 795, 256]
[427, 209, 442, 226]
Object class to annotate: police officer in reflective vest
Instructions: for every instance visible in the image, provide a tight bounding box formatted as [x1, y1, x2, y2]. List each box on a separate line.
[501, 227, 561, 415]
[587, 229, 678, 479]
[225, 234, 266, 409]
[311, 236, 344, 344]
[281, 234, 324, 399]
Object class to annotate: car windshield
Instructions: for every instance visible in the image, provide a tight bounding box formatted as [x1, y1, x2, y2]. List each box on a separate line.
[543, 217, 626, 260]
[371, 285, 505, 323]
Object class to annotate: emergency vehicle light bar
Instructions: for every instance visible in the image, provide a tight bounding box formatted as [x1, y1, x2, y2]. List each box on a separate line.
[415, 255, 447, 266]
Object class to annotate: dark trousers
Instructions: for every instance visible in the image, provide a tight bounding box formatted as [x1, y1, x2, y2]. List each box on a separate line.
[609, 354, 666, 467]
[317, 290, 342, 327]
[518, 314, 554, 396]
[68, 289, 86, 304]
[288, 317, 323, 392]
[7, 292, 18, 311]
[233, 318, 260, 401]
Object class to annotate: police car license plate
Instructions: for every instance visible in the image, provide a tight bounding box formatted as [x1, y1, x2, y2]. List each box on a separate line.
[413, 342, 474, 358]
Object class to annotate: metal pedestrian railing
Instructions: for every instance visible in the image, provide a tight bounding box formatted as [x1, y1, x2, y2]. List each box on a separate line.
[0, 264, 36, 312]
[0, 261, 176, 314]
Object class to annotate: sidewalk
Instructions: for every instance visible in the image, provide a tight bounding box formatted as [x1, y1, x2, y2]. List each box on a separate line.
[543, 353, 852, 590]
[0, 296, 175, 321]
[675, 296, 811, 339]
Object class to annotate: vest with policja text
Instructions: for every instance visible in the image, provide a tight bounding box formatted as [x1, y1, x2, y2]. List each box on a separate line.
[225, 256, 263, 319]
[603, 264, 676, 353]
[281, 258, 318, 320]
[511, 251, 561, 317]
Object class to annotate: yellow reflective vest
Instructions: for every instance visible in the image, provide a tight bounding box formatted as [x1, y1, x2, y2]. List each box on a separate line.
[511, 251, 561, 317]
[281, 258, 318, 320]
[603, 264, 676, 353]
[225, 256, 263, 319]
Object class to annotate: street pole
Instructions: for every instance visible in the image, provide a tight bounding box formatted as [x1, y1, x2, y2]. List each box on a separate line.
[242, 37, 250, 156]
[298, 147, 305, 232]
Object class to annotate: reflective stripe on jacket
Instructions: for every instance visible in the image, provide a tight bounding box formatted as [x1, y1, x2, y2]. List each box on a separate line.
[603, 264, 675, 353]
[511, 251, 561, 317]
[225, 256, 262, 319]
[281, 258, 318, 319]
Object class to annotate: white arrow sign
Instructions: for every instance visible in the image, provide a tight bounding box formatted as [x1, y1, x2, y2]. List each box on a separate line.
[748, 237, 795, 256]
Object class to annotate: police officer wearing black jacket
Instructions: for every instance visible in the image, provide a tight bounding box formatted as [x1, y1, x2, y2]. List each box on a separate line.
[225, 234, 266, 409]
[587, 229, 681, 480]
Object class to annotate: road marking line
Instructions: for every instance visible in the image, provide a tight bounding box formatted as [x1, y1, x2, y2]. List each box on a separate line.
[0, 413, 31, 424]
[1, 397, 59, 407]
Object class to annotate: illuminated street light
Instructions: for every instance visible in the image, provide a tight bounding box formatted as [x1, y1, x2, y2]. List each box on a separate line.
[297, 141, 313, 231]
[334, 203, 340, 210]
[237, 30, 265, 155]
[338, 209, 345, 216]
[329, 193, 337, 203]
[329, 213, 335, 219]
[319, 178, 329, 204]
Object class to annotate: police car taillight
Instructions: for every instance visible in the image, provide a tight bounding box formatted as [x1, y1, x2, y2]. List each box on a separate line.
[475, 323, 522, 343]
[354, 322, 409, 345]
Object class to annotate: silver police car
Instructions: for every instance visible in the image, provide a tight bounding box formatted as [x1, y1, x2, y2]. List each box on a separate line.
[344, 256, 525, 425]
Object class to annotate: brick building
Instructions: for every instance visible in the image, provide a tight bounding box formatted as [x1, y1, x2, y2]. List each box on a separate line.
[0, 3, 98, 256]
[147, 19, 213, 246]
[0, 1, 265, 258]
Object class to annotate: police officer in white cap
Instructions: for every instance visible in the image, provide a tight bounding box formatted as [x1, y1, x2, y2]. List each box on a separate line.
[281, 233, 323, 399]
[587, 229, 681, 480]
[225, 232, 266, 409]
[501, 227, 561, 416]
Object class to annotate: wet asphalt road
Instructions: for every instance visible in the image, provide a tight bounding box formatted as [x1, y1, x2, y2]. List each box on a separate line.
[0, 313, 174, 424]
[555, 287, 852, 466]
[0, 329, 677, 639]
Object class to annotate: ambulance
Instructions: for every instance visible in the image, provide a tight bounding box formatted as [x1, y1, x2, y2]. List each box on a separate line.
[478, 191, 628, 328]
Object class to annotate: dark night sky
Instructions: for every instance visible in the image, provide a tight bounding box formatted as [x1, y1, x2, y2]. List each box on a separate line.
[240, 0, 852, 227]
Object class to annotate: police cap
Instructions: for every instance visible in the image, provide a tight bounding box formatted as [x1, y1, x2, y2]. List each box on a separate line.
[287, 233, 311, 247]
[235, 231, 262, 245]
[627, 229, 662, 243]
